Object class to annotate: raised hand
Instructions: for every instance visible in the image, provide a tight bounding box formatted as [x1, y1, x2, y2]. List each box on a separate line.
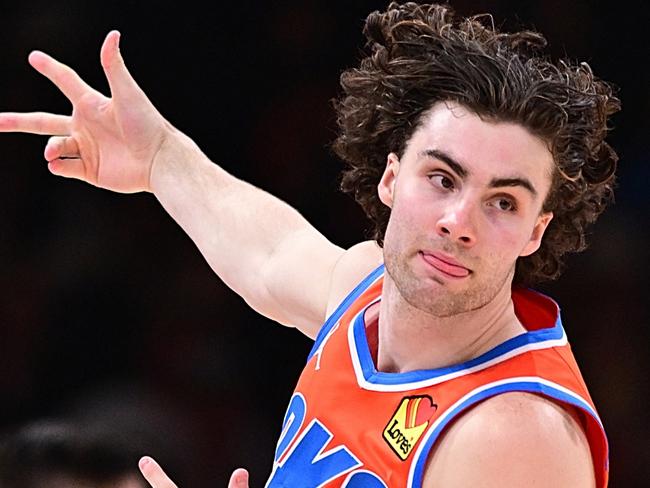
[0, 31, 173, 193]
[138, 456, 250, 488]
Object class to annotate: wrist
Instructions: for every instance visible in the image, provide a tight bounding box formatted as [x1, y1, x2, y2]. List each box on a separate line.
[148, 124, 200, 194]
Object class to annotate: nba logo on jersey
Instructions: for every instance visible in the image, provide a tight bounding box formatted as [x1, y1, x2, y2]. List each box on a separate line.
[383, 395, 437, 460]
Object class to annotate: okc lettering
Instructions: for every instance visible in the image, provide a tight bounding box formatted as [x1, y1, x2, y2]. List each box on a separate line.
[267, 392, 387, 487]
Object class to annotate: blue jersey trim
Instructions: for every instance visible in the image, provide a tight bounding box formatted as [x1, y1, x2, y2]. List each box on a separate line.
[352, 302, 565, 386]
[307, 263, 385, 362]
[411, 381, 606, 488]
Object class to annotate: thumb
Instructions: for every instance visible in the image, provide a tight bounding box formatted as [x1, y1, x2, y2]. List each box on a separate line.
[100, 30, 143, 100]
[228, 468, 250, 488]
[138, 456, 178, 488]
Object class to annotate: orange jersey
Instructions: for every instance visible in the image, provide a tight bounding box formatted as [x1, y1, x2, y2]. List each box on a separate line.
[266, 265, 608, 487]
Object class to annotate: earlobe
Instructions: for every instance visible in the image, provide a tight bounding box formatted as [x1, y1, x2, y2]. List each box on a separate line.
[378, 153, 400, 208]
[520, 212, 553, 257]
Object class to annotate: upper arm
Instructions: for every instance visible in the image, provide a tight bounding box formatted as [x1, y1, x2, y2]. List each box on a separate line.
[325, 240, 384, 317]
[422, 392, 596, 488]
[253, 229, 382, 339]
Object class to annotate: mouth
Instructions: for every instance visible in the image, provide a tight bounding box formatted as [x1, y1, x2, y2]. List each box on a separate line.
[418, 251, 472, 279]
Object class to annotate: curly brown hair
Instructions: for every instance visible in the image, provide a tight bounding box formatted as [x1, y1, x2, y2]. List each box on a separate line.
[332, 2, 620, 286]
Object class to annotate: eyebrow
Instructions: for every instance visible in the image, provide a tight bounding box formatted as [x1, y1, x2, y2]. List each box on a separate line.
[422, 149, 468, 178]
[420, 148, 538, 197]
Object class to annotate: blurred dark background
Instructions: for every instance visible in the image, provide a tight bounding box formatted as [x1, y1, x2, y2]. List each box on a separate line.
[0, 1, 647, 486]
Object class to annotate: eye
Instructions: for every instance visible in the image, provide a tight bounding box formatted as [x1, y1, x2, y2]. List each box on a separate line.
[430, 174, 455, 190]
[491, 197, 517, 212]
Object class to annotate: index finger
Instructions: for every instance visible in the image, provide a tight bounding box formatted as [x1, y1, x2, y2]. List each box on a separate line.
[28, 50, 96, 105]
[0, 112, 70, 135]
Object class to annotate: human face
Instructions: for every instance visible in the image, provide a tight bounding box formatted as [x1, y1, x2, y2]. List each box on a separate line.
[378, 102, 554, 317]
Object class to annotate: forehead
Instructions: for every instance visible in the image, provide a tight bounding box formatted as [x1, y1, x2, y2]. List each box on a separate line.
[404, 102, 554, 185]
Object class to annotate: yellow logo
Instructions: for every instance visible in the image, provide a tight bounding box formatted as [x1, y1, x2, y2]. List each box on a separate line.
[383, 395, 437, 460]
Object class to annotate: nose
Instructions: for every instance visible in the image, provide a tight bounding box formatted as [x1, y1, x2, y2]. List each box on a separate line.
[435, 197, 477, 247]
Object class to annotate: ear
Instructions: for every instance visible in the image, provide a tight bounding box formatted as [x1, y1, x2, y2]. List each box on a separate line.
[377, 153, 401, 208]
[520, 212, 553, 257]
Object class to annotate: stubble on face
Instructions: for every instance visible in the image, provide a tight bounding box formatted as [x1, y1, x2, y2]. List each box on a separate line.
[378, 102, 554, 321]
[382, 209, 515, 319]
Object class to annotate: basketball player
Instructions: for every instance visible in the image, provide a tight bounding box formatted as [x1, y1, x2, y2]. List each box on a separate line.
[0, 3, 619, 487]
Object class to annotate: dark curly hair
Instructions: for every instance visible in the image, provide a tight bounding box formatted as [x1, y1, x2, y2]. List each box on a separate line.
[333, 2, 620, 286]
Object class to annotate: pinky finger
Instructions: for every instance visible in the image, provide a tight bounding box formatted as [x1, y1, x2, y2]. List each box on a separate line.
[48, 157, 87, 181]
[44, 136, 79, 161]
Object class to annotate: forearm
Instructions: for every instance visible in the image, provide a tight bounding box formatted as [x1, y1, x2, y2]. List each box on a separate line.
[150, 129, 317, 307]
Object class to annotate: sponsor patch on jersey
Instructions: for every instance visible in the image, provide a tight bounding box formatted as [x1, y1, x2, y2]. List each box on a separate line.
[383, 395, 437, 461]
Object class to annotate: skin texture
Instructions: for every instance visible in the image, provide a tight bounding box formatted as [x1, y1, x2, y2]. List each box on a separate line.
[0, 33, 596, 488]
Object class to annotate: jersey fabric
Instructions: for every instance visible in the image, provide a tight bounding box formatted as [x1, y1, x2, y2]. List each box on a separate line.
[265, 264, 608, 488]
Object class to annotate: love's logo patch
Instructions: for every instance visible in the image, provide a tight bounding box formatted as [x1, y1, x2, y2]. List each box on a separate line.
[383, 395, 437, 460]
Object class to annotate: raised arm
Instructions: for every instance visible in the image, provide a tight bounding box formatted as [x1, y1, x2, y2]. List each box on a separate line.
[150, 131, 347, 336]
[0, 31, 372, 337]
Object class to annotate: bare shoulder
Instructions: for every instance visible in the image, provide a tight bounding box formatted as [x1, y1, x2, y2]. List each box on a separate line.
[423, 392, 596, 488]
[325, 240, 383, 317]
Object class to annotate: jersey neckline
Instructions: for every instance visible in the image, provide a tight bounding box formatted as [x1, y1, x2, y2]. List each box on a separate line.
[348, 271, 568, 391]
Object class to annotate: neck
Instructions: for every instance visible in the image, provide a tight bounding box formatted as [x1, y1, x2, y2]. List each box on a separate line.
[372, 275, 525, 373]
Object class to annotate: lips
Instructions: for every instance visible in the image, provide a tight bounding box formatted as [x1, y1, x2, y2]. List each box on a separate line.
[419, 251, 471, 278]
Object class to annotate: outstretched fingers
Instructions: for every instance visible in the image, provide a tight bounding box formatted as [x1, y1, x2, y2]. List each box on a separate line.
[100, 30, 143, 101]
[0, 112, 70, 135]
[28, 51, 96, 105]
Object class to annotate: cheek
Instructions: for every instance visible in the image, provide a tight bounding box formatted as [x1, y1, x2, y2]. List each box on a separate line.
[480, 217, 526, 253]
[384, 196, 428, 251]
[391, 197, 435, 239]
[383, 209, 409, 250]
[395, 183, 440, 223]
[487, 219, 537, 259]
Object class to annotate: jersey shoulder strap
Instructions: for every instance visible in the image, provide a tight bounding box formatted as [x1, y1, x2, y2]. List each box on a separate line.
[307, 263, 384, 362]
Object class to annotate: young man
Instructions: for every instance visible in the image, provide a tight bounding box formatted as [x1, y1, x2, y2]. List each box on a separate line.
[0, 2, 619, 487]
